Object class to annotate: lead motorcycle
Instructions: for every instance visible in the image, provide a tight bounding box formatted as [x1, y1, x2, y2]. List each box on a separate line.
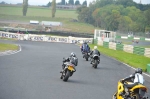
[60, 58, 76, 82]
[112, 79, 148, 99]
[90, 54, 100, 68]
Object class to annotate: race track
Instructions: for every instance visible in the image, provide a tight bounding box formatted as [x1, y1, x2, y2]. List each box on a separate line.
[0, 40, 150, 99]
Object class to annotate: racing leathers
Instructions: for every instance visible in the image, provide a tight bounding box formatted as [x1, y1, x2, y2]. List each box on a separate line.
[61, 56, 78, 72]
[90, 49, 100, 64]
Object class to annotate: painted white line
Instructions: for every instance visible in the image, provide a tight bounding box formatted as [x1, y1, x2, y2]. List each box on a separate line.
[0, 44, 21, 56]
[122, 63, 150, 77]
[102, 54, 150, 78]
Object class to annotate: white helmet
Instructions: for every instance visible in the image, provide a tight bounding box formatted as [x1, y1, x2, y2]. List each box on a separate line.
[94, 46, 97, 49]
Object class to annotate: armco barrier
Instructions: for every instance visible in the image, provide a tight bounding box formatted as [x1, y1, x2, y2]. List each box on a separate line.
[133, 46, 145, 56]
[144, 48, 150, 58]
[8, 30, 93, 38]
[109, 42, 116, 50]
[140, 37, 145, 41]
[98, 40, 103, 46]
[103, 42, 109, 48]
[116, 44, 124, 51]
[123, 45, 133, 53]
[128, 37, 134, 40]
[97, 40, 150, 58]
[115, 35, 121, 39]
[0, 31, 93, 44]
[147, 64, 150, 73]
[93, 39, 98, 45]
[116, 35, 150, 41]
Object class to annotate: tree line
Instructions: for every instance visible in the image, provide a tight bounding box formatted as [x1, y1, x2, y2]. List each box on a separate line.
[46, 0, 87, 7]
[77, 0, 150, 33]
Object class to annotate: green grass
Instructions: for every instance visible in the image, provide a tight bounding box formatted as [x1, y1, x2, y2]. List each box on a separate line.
[0, 5, 96, 33]
[0, 43, 18, 51]
[89, 44, 150, 72]
[0, 5, 78, 19]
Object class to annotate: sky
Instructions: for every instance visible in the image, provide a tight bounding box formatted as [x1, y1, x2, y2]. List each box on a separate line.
[1, 0, 150, 6]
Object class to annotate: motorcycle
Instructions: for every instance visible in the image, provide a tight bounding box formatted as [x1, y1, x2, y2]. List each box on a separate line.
[82, 51, 90, 61]
[90, 54, 100, 68]
[112, 80, 148, 99]
[60, 61, 76, 82]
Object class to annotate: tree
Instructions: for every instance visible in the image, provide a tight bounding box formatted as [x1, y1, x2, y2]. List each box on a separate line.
[75, 0, 80, 5]
[77, 6, 94, 24]
[0, 1, 6, 4]
[82, 0, 87, 6]
[66, 2, 68, 5]
[47, 2, 51, 7]
[118, 16, 132, 32]
[108, 10, 121, 31]
[92, 8, 101, 27]
[115, 0, 136, 8]
[95, 0, 114, 7]
[62, 0, 65, 5]
[68, 0, 74, 5]
[77, 0, 149, 33]
[22, 0, 28, 16]
[144, 9, 150, 32]
[51, 0, 56, 18]
[145, 9, 150, 26]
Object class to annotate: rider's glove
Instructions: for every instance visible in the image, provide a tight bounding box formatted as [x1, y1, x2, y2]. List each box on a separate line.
[120, 79, 125, 83]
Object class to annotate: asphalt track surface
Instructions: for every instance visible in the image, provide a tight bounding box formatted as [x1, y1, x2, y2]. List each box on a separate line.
[116, 39, 150, 46]
[0, 40, 150, 99]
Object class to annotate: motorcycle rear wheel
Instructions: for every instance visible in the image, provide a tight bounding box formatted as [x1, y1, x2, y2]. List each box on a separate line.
[94, 60, 98, 68]
[63, 70, 71, 81]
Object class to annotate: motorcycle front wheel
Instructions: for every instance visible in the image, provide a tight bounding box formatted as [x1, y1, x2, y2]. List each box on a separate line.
[63, 70, 71, 81]
[85, 55, 88, 61]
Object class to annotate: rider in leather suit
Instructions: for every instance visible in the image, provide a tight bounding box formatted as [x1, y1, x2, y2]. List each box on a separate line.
[60, 52, 78, 73]
[90, 46, 100, 64]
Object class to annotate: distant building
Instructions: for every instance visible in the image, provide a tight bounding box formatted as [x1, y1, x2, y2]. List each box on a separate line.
[40, 21, 62, 26]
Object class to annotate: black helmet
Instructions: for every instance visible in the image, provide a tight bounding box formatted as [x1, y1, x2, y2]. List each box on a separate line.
[135, 68, 142, 74]
[71, 52, 76, 57]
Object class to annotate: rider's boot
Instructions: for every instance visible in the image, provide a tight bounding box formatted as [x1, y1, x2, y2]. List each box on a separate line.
[90, 60, 92, 64]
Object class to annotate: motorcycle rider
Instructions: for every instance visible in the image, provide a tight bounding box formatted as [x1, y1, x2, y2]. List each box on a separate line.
[81, 41, 90, 54]
[120, 68, 144, 96]
[121, 68, 144, 84]
[90, 46, 100, 64]
[60, 52, 78, 73]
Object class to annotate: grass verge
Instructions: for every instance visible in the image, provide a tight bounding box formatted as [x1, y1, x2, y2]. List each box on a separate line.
[0, 37, 17, 40]
[0, 43, 18, 52]
[89, 44, 150, 72]
[0, 5, 97, 33]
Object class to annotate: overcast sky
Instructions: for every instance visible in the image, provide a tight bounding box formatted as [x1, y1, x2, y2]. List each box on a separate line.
[1, 0, 150, 6]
